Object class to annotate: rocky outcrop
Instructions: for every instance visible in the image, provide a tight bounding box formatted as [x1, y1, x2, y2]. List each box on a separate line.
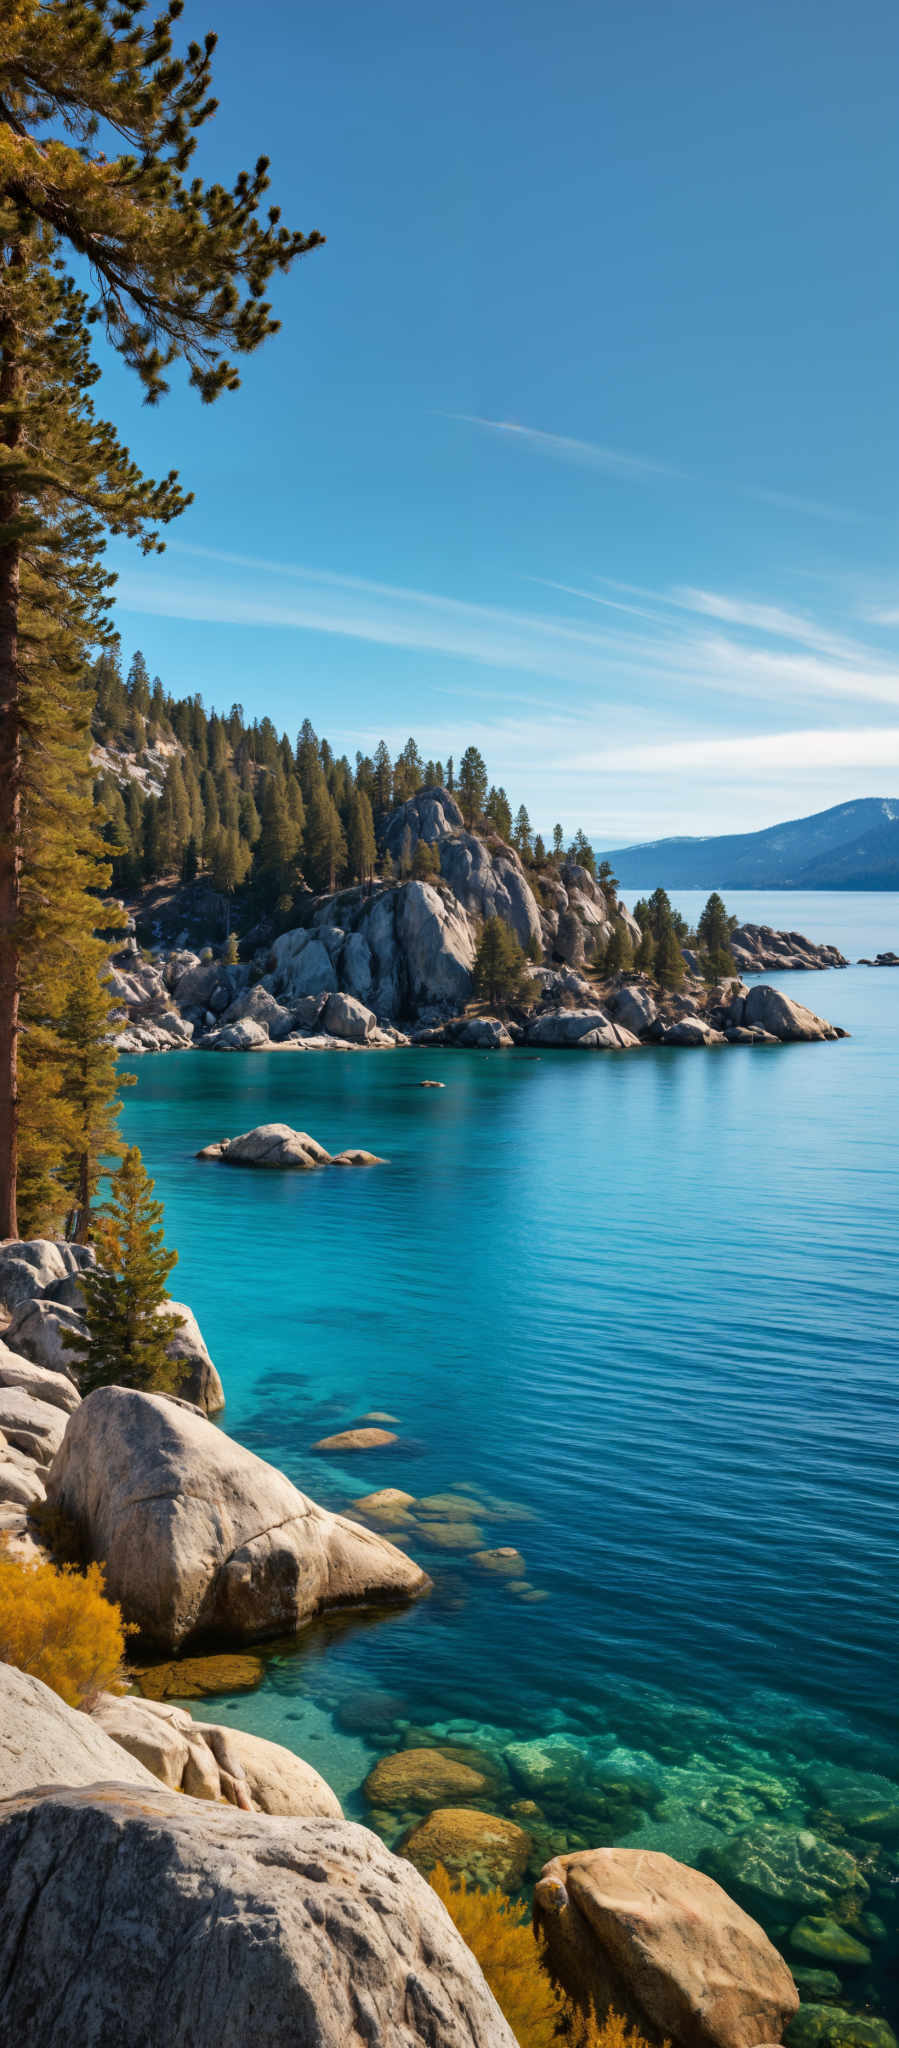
[45, 1386, 429, 1649]
[90, 1692, 342, 1817]
[0, 1785, 518, 2048]
[383, 784, 465, 856]
[0, 1237, 94, 1313]
[534, 1846, 799, 2048]
[729, 926, 848, 973]
[741, 986, 846, 1043]
[0, 1385, 70, 1465]
[0, 1663, 159, 1800]
[526, 1009, 640, 1049]
[198, 1124, 385, 1169]
[0, 1241, 223, 1418]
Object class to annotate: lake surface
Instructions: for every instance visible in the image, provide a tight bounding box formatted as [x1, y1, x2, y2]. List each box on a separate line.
[120, 892, 899, 2030]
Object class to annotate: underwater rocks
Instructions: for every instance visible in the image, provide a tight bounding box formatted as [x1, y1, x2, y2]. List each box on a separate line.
[197, 1123, 386, 1168]
[131, 1652, 266, 1699]
[534, 1845, 799, 2048]
[704, 1824, 867, 1914]
[314, 1426, 399, 1452]
[400, 1805, 532, 1889]
[0, 1786, 519, 2048]
[788, 1917, 870, 1965]
[786, 2009, 897, 2048]
[45, 1386, 429, 1650]
[364, 1747, 493, 1811]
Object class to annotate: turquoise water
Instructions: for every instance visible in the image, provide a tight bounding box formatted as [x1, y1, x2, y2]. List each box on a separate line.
[120, 900, 899, 2029]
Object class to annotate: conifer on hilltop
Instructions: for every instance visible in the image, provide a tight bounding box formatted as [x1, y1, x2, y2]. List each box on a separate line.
[0, 0, 323, 1234]
[67, 1148, 181, 1395]
[698, 891, 737, 980]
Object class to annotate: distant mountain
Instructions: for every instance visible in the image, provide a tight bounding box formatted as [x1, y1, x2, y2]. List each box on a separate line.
[599, 799, 899, 891]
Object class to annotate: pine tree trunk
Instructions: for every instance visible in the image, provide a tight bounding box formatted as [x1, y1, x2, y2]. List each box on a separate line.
[0, 314, 22, 1241]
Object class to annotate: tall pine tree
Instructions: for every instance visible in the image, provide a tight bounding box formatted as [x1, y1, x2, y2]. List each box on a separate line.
[0, 0, 323, 1234]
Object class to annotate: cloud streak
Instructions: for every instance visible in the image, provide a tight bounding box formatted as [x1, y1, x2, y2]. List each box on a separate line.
[447, 413, 854, 523]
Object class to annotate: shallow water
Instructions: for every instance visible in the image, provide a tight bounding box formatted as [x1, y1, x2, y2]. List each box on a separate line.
[120, 897, 899, 2030]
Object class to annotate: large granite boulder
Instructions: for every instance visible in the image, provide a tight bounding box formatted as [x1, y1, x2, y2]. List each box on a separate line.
[217, 982, 295, 1040]
[742, 987, 843, 1043]
[0, 1385, 69, 1465]
[527, 1009, 640, 1049]
[662, 1017, 727, 1048]
[0, 1345, 81, 1414]
[268, 928, 338, 1001]
[199, 1123, 333, 1168]
[606, 984, 659, 1034]
[383, 785, 465, 858]
[0, 1786, 517, 2048]
[91, 1692, 342, 1817]
[4, 1297, 86, 1376]
[166, 1302, 225, 1416]
[394, 880, 477, 1010]
[0, 1238, 92, 1313]
[0, 1663, 159, 1800]
[438, 831, 543, 951]
[534, 1847, 799, 2048]
[322, 991, 378, 1043]
[45, 1387, 429, 1650]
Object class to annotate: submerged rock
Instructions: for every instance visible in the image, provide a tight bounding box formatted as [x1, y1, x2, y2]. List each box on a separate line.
[45, 1387, 428, 1650]
[705, 1823, 867, 1913]
[534, 1845, 799, 2048]
[314, 1426, 399, 1452]
[788, 1918, 870, 1965]
[0, 1786, 518, 2048]
[786, 2009, 897, 2048]
[131, 1652, 265, 1699]
[364, 1747, 491, 1811]
[401, 1804, 532, 1889]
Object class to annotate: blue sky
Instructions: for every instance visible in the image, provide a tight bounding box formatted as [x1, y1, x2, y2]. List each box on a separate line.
[104, 0, 898, 841]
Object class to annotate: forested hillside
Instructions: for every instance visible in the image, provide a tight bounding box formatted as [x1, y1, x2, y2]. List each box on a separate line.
[91, 648, 600, 919]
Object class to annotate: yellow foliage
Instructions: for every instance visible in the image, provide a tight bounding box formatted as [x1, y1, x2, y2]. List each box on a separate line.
[0, 1544, 132, 1708]
[430, 1865, 661, 2048]
[430, 1864, 567, 2048]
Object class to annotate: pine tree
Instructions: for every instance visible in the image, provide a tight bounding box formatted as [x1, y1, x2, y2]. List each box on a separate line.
[552, 824, 564, 860]
[473, 917, 527, 1010]
[458, 746, 488, 828]
[346, 789, 376, 883]
[533, 833, 546, 865]
[56, 964, 133, 1242]
[567, 829, 596, 877]
[67, 1148, 182, 1396]
[604, 917, 634, 976]
[634, 924, 655, 974]
[485, 786, 513, 841]
[697, 892, 736, 979]
[412, 837, 439, 879]
[303, 783, 346, 893]
[513, 805, 533, 858]
[656, 922, 685, 990]
[597, 859, 619, 906]
[0, 0, 323, 1233]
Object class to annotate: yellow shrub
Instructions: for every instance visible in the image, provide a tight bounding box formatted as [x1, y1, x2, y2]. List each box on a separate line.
[0, 1544, 132, 1708]
[430, 1865, 661, 2048]
[430, 1864, 567, 2048]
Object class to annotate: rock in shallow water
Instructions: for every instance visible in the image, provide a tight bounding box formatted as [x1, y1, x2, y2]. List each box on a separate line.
[400, 1804, 532, 1889]
[45, 1387, 428, 1650]
[0, 1786, 518, 2048]
[704, 1823, 867, 1913]
[534, 1845, 800, 2048]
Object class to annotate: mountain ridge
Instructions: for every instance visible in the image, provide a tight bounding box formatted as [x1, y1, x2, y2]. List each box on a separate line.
[598, 798, 899, 890]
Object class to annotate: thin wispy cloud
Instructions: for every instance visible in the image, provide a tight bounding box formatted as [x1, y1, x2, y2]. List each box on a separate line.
[447, 413, 854, 523]
[443, 415, 681, 479]
[567, 725, 899, 777]
[116, 545, 899, 715]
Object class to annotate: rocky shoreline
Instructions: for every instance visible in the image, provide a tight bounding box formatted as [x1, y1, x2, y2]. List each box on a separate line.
[109, 786, 851, 1057]
[1, 1235, 895, 2048]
